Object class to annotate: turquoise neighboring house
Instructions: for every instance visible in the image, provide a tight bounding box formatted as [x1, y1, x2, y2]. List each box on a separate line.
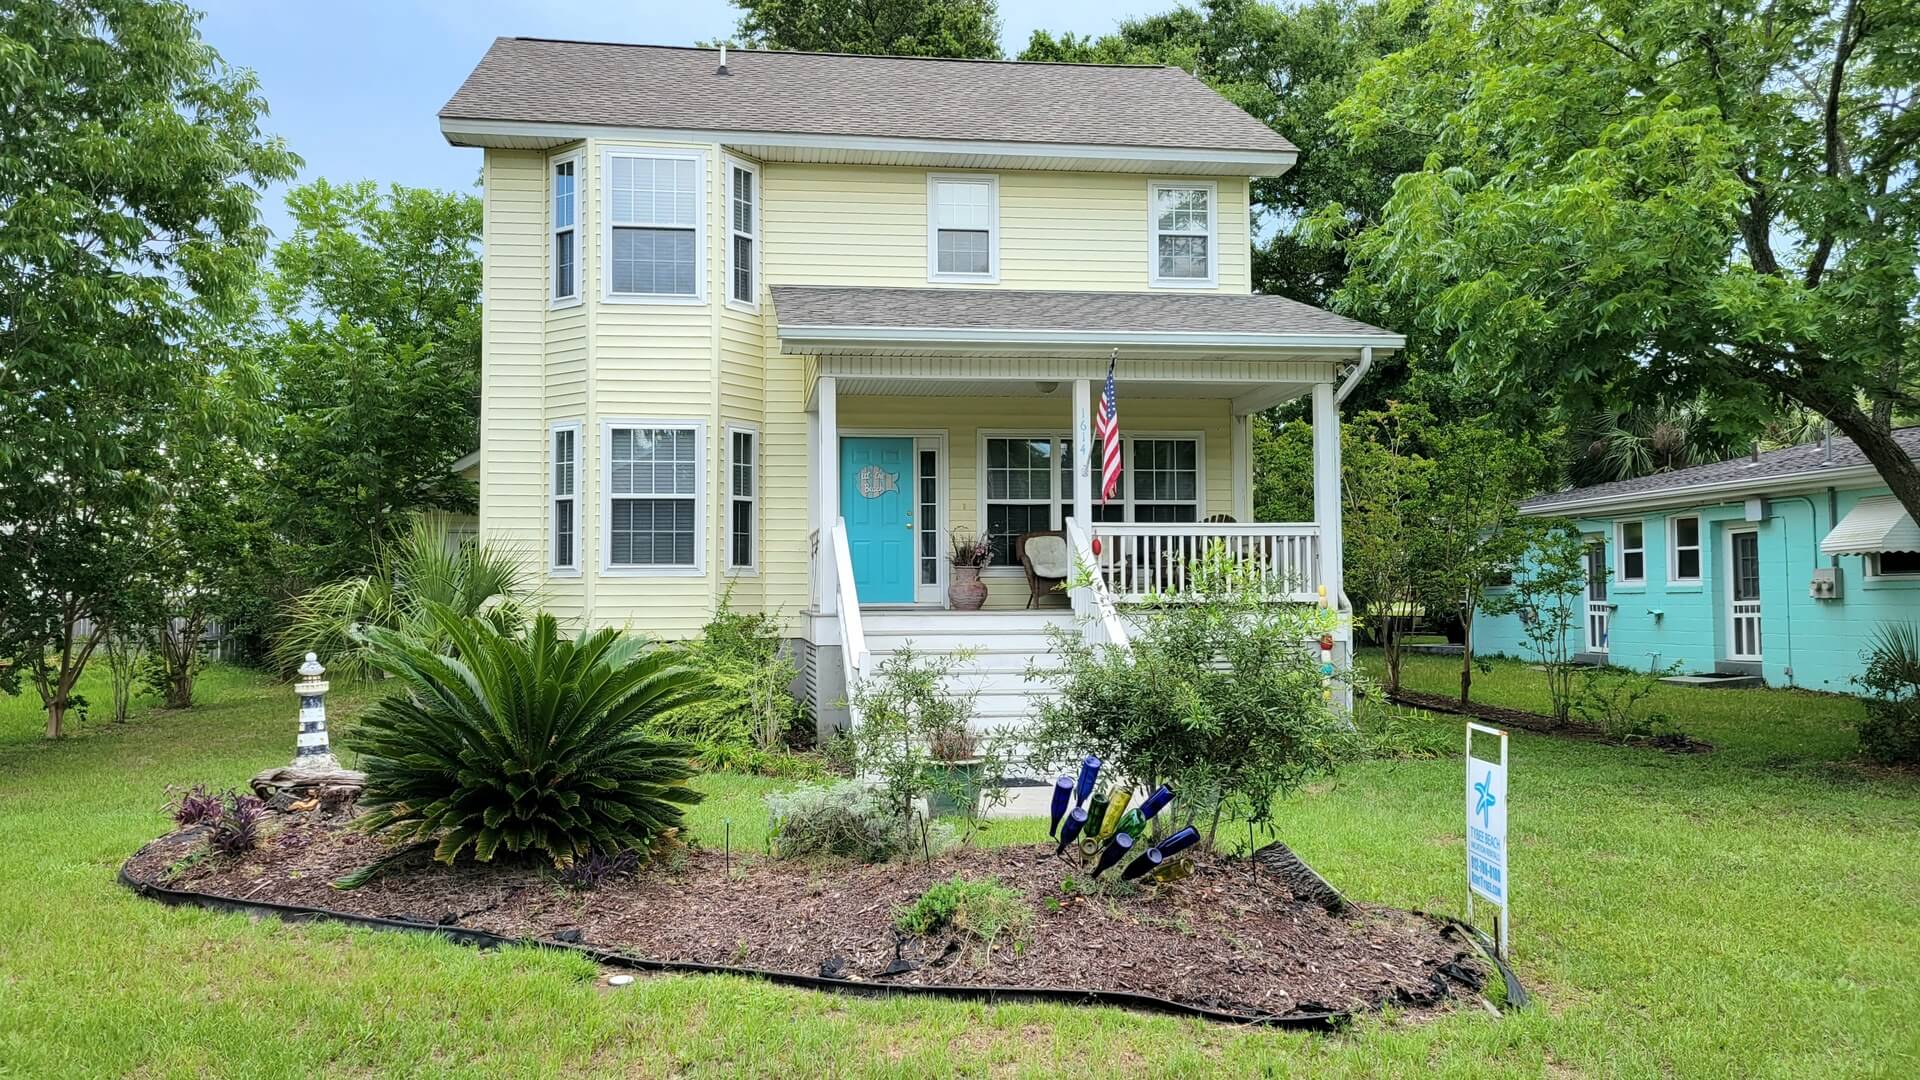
[1475, 428, 1920, 691]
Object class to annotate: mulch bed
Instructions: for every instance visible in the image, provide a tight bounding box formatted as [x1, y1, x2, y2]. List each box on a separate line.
[123, 809, 1493, 1022]
[1387, 689, 1713, 753]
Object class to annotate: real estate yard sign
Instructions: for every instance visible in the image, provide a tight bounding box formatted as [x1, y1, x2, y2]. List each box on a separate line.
[1465, 722, 1510, 959]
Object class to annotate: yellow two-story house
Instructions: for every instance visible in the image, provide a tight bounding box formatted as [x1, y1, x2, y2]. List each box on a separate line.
[441, 39, 1402, 739]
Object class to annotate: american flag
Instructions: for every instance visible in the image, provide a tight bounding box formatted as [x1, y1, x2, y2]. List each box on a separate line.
[1096, 351, 1121, 504]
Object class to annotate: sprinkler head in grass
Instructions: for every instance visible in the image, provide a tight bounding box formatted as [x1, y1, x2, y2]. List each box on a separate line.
[1048, 777, 1074, 837]
[1074, 756, 1102, 807]
[1153, 825, 1201, 860]
[1120, 846, 1165, 882]
[1054, 807, 1089, 856]
[1091, 832, 1134, 878]
[1138, 784, 1174, 822]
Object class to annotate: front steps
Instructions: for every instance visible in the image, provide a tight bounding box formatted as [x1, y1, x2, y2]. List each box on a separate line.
[859, 609, 1073, 744]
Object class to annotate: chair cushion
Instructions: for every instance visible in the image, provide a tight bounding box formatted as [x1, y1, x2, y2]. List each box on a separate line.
[1024, 535, 1070, 579]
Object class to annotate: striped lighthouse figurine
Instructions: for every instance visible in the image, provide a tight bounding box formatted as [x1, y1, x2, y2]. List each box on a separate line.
[293, 653, 338, 769]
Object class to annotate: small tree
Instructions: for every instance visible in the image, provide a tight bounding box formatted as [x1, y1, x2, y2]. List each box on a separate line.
[1343, 407, 1435, 694]
[1414, 423, 1548, 704]
[1482, 521, 1591, 726]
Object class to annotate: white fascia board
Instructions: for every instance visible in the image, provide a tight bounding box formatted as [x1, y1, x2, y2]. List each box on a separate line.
[777, 324, 1406, 352]
[440, 117, 1299, 175]
[1518, 464, 1886, 517]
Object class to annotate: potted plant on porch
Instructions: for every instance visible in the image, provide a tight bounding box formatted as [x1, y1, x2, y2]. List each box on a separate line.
[948, 532, 993, 611]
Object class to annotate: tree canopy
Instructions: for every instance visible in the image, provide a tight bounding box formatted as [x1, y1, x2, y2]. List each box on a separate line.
[731, 0, 1003, 58]
[1319, 0, 1920, 518]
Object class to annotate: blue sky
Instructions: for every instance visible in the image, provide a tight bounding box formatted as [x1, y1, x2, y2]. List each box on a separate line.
[196, 1, 1169, 242]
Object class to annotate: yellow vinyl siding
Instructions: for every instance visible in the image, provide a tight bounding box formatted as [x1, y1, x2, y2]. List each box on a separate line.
[479, 149, 546, 576]
[762, 165, 1251, 293]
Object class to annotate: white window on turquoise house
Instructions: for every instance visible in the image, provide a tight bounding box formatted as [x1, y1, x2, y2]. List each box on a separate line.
[1870, 550, 1920, 578]
[550, 156, 580, 306]
[604, 422, 704, 572]
[927, 174, 998, 281]
[726, 159, 758, 310]
[1670, 515, 1702, 582]
[605, 151, 703, 300]
[1616, 520, 1646, 583]
[550, 422, 581, 574]
[1149, 180, 1217, 287]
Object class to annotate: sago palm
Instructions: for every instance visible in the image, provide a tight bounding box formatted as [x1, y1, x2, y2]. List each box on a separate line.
[274, 515, 530, 680]
[346, 606, 708, 869]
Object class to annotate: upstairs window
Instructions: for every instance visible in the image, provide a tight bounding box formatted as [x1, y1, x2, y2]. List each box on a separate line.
[606, 151, 702, 300]
[551, 157, 579, 305]
[1616, 520, 1646, 584]
[1149, 181, 1216, 287]
[727, 161, 758, 309]
[928, 175, 998, 282]
[1670, 515, 1702, 581]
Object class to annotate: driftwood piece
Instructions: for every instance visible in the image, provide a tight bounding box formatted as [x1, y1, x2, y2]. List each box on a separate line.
[250, 764, 366, 801]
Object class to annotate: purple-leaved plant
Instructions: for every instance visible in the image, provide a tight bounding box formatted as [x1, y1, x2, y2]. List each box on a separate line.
[169, 784, 223, 827]
[559, 848, 640, 890]
[208, 793, 266, 856]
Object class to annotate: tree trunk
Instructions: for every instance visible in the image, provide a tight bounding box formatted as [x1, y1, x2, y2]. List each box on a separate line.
[1459, 608, 1475, 705]
[1822, 408, 1920, 527]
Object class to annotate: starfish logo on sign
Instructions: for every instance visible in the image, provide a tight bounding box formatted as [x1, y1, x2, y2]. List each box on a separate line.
[1473, 772, 1497, 827]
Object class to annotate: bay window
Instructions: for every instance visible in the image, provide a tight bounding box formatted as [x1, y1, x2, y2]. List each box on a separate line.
[550, 422, 580, 574]
[605, 150, 702, 300]
[550, 156, 579, 305]
[727, 159, 758, 309]
[604, 422, 704, 572]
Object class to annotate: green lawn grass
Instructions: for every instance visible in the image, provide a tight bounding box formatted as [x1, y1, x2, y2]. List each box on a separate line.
[1, 656, 1916, 1077]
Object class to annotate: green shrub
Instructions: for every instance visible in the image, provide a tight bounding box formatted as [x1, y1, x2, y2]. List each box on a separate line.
[1574, 663, 1683, 742]
[764, 780, 950, 862]
[650, 590, 808, 773]
[347, 606, 707, 867]
[1027, 546, 1353, 845]
[895, 875, 1031, 952]
[1858, 623, 1920, 765]
[847, 644, 1013, 838]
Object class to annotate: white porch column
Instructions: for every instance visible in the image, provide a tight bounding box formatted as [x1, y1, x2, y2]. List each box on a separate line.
[1311, 379, 1343, 607]
[817, 375, 839, 613]
[1071, 378, 1093, 525]
[1231, 413, 1253, 521]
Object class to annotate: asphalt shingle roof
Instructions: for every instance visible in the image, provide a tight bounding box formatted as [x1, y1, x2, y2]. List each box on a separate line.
[770, 285, 1397, 338]
[441, 39, 1298, 155]
[1523, 427, 1920, 512]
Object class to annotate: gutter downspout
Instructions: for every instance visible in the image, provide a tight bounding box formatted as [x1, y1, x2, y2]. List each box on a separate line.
[1334, 346, 1373, 405]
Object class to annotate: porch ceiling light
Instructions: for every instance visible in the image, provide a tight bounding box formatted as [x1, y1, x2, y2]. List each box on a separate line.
[1036, 381, 1060, 394]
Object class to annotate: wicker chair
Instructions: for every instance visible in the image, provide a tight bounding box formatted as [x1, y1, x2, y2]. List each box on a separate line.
[1015, 530, 1071, 609]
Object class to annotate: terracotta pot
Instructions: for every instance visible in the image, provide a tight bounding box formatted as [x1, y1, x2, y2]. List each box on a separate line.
[949, 564, 987, 610]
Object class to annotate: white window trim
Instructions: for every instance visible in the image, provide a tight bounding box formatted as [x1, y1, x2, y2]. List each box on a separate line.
[1867, 551, 1920, 580]
[725, 422, 759, 574]
[926, 173, 1000, 284]
[974, 429, 1205, 576]
[549, 420, 583, 576]
[549, 153, 583, 309]
[600, 418, 707, 577]
[1615, 519, 1647, 584]
[601, 147, 707, 306]
[1147, 179, 1218, 289]
[1668, 514, 1703, 583]
[724, 157, 760, 313]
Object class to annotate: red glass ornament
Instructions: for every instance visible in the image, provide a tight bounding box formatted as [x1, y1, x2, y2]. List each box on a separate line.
[1091, 537, 1102, 556]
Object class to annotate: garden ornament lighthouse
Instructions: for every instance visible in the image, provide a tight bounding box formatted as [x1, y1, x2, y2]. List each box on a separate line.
[293, 652, 338, 769]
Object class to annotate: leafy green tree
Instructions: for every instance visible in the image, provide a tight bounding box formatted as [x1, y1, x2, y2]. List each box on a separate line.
[1320, 0, 1920, 523]
[731, 0, 1002, 58]
[1341, 407, 1435, 694]
[1482, 523, 1592, 727]
[258, 180, 481, 582]
[0, 0, 296, 737]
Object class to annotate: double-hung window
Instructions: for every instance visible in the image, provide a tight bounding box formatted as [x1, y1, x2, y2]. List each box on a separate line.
[981, 433, 1202, 565]
[550, 156, 580, 305]
[1616, 520, 1646, 584]
[550, 422, 581, 573]
[928, 175, 998, 281]
[605, 422, 704, 572]
[1149, 180, 1216, 287]
[1871, 551, 1920, 578]
[727, 160, 758, 309]
[606, 151, 703, 300]
[726, 425, 756, 571]
[1669, 515, 1702, 582]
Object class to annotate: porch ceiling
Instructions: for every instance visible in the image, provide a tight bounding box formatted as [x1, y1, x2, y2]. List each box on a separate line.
[833, 376, 1308, 403]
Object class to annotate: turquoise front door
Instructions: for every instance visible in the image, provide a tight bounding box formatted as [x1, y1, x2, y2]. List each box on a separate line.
[840, 437, 916, 603]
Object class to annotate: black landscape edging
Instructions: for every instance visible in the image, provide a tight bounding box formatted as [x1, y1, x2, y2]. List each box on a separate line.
[118, 851, 1350, 1030]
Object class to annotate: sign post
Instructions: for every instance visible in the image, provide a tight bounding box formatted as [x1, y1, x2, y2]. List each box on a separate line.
[1465, 722, 1510, 959]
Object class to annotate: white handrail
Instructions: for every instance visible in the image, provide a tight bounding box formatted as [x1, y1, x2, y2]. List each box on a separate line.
[829, 519, 870, 714]
[1064, 518, 1132, 656]
[1088, 521, 1320, 602]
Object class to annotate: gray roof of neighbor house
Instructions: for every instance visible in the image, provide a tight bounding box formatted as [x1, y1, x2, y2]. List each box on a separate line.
[1522, 426, 1920, 514]
[441, 38, 1297, 155]
[769, 285, 1401, 345]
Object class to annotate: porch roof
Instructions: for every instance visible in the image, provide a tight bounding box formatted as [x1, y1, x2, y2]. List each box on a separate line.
[770, 285, 1404, 356]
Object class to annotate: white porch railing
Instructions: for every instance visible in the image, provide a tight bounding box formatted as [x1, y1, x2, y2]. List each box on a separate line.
[1086, 522, 1321, 603]
[1064, 518, 1131, 655]
[828, 519, 870, 717]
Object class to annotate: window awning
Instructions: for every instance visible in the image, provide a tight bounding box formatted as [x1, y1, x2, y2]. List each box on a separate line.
[1821, 496, 1920, 555]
